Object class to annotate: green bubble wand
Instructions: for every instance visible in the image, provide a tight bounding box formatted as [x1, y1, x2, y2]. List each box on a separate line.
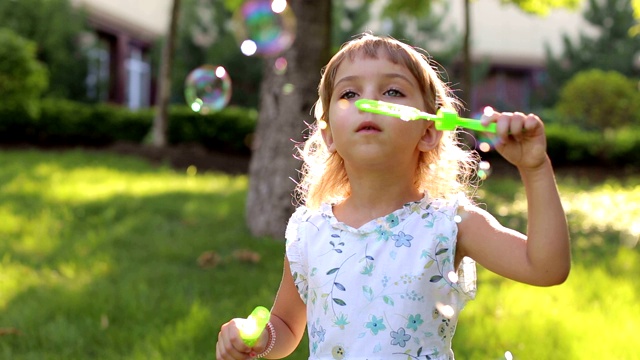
[237, 306, 271, 347]
[354, 99, 497, 133]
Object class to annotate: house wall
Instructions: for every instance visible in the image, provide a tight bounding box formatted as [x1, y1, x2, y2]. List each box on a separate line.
[72, 0, 172, 41]
[71, 0, 172, 108]
[445, 0, 596, 66]
[71, 0, 595, 111]
[443, 0, 597, 112]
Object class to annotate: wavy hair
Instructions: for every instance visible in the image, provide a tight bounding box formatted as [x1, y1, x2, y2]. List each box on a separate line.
[294, 34, 478, 209]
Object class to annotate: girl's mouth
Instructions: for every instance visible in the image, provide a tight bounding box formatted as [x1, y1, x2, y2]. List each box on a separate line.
[356, 121, 381, 132]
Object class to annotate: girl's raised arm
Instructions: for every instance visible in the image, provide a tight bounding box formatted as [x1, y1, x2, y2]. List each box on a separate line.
[457, 111, 570, 286]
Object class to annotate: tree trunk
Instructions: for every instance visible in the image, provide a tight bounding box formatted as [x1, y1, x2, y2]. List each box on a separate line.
[461, 0, 472, 115]
[151, 0, 181, 147]
[246, 0, 332, 238]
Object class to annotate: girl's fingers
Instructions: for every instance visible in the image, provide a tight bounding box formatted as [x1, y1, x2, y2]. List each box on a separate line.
[509, 112, 526, 141]
[217, 322, 252, 360]
[480, 106, 496, 126]
[480, 108, 542, 142]
[495, 112, 512, 140]
[524, 113, 542, 133]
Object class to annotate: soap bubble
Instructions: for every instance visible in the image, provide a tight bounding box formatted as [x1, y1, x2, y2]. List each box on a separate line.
[477, 160, 492, 180]
[233, 0, 296, 57]
[184, 65, 232, 114]
[273, 57, 288, 75]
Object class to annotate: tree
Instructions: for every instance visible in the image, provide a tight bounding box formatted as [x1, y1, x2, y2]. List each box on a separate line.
[543, 0, 640, 106]
[151, 0, 182, 147]
[245, 0, 332, 237]
[0, 0, 87, 100]
[0, 28, 48, 117]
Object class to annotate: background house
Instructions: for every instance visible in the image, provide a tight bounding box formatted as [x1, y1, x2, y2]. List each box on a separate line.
[72, 0, 172, 109]
[449, 0, 596, 112]
[72, 0, 591, 112]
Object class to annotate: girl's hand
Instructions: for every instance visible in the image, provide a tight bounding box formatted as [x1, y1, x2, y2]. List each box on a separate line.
[480, 107, 548, 170]
[216, 318, 268, 360]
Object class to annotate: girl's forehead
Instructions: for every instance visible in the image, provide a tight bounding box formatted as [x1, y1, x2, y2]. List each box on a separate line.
[335, 52, 406, 75]
[332, 53, 418, 87]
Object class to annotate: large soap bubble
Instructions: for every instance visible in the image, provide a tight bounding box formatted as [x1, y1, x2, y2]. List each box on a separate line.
[233, 0, 296, 57]
[184, 65, 232, 114]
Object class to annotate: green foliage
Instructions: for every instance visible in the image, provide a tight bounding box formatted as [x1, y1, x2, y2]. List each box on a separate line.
[555, 69, 640, 130]
[0, 99, 257, 155]
[0, 28, 48, 118]
[543, 0, 640, 106]
[501, 0, 581, 14]
[0, 149, 638, 359]
[0, 0, 89, 101]
[168, 106, 258, 154]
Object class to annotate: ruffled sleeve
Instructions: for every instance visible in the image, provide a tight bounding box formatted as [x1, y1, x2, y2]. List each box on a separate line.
[285, 206, 309, 304]
[452, 199, 477, 300]
[433, 196, 477, 301]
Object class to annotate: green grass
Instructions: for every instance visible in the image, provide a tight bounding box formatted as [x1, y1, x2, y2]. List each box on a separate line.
[0, 149, 638, 359]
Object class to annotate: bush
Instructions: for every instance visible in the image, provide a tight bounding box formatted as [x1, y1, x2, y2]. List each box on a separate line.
[555, 69, 640, 130]
[0, 28, 48, 118]
[0, 0, 88, 100]
[0, 99, 257, 155]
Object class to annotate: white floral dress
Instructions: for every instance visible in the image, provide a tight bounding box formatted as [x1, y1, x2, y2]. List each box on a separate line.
[285, 195, 476, 360]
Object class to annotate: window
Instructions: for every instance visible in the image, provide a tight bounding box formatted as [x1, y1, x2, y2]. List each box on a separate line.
[85, 38, 110, 102]
[125, 46, 151, 109]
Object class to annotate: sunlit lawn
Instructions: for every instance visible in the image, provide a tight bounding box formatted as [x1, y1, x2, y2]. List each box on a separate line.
[0, 149, 638, 359]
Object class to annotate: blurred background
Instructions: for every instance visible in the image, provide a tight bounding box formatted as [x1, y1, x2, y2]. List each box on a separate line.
[0, 0, 639, 359]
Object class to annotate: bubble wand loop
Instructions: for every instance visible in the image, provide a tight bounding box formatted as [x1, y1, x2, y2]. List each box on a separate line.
[237, 306, 271, 347]
[354, 99, 497, 133]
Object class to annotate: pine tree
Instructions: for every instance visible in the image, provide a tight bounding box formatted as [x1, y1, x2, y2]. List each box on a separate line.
[543, 0, 640, 106]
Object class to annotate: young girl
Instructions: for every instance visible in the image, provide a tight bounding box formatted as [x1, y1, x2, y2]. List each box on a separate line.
[216, 34, 570, 360]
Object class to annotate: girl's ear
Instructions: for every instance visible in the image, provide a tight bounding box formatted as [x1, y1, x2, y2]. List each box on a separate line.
[417, 122, 443, 152]
[320, 120, 337, 153]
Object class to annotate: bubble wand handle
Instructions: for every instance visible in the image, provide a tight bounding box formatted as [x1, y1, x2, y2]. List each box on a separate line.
[354, 99, 497, 133]
[238, 306, 271, 347]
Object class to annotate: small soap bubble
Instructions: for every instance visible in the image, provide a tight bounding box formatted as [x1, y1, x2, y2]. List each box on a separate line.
[273, 57, 288, 75]
[447, 271, 459, 283]
[184, 65, 232, 114]
[453, 215, 462, 223]
[435, 302, 455, 319]
[233, 0, 296, 57]
[282, 83, 295, 94]
[478, 140, 493, 153]
[337, 99, 350, 110]
[477, 160, 492, 180]
[240, 40, 258, 56]
[186, 165, 198, 176]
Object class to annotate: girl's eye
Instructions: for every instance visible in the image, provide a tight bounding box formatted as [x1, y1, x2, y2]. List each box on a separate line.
[340, 91, 358, 100]
[384, 88, 403, 97]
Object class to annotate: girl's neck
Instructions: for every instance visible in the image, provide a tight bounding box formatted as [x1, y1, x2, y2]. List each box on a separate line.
[333, 169, 423, 228]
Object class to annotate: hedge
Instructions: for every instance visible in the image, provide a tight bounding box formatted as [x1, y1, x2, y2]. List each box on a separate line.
[0, 98, 638, 168]
[0, 98, 257, 155]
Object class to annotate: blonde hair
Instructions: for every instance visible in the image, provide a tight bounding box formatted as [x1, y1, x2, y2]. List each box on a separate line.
[294, 34, 478, 209]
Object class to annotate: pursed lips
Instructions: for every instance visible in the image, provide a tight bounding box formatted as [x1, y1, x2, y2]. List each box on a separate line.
[356, 121, 382, 133]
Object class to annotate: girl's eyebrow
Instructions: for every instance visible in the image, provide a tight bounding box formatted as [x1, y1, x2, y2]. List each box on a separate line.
[334, 73, 415, 88]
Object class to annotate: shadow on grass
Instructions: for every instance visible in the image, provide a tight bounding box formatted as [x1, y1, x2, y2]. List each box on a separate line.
[0, 151, 286, 359]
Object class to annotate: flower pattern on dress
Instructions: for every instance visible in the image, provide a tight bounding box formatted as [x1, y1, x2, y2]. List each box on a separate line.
[390, 327, 411, 347]
[407, 314, 424, 331]
[285, 196, 476, 359]
[393, 231, 413, 247]
[366, 315, 386, 335]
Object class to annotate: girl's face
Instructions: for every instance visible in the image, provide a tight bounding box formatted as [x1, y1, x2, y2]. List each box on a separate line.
[322, 52, 441, 170]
